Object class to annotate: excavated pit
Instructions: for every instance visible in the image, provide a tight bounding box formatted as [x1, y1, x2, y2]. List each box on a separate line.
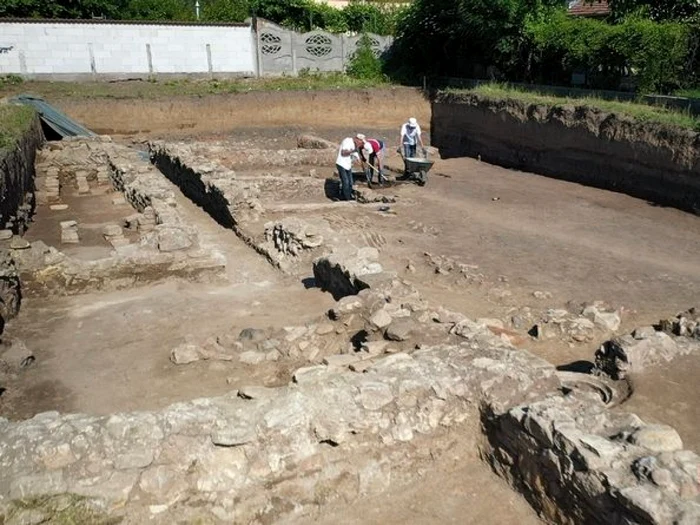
[1, 91, 700, 524]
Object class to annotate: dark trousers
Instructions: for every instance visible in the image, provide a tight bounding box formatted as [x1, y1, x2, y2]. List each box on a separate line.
[337, 164, 354, 200]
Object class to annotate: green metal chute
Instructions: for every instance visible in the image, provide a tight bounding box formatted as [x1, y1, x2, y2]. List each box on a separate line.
[11, 94, 96, 138]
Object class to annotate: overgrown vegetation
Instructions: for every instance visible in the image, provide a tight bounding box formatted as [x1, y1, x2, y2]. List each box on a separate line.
[453, 83, 700, 130]
[0, 0, 405, 35]
[0, 74, 387, 101]
[387, 0, 700, 95]
[525, 11, 694, 93]
[0, 104, 35, 152]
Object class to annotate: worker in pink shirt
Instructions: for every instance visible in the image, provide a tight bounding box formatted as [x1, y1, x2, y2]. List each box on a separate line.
[356, 133, 386, 188]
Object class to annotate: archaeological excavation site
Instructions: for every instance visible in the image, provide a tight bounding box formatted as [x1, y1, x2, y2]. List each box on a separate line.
[0, 86, 699, 525]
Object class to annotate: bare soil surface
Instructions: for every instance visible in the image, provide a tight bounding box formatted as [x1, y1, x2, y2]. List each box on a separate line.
[619, 355, 700, 453]
[287, 428, 541, 525]
[25, 183, 137, 261]
[1, 171, 335, 419]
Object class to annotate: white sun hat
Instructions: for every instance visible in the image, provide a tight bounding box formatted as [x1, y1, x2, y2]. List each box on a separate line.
[356, 133, 366, 141]
[408, 117, 417, 127]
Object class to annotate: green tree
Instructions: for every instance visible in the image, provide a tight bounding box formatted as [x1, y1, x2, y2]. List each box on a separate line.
[525, 9, 692, 92]
[122, 0, 194, 20]
[386, 0, 560, 80]
[346, 33, 384, 79]
[343, 1, 401, 35]
[202, 0, 250, 22]
[0, 0, 125, 18]
[608, 0, 700, 22]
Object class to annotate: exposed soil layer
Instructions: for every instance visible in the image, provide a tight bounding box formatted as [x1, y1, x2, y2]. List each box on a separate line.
[432, 92, 700, 215]
[53, 87, 431, 139]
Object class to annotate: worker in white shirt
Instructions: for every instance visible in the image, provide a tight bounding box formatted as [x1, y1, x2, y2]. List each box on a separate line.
[398, 117, 426, 159]
[335, 135, 363, 201]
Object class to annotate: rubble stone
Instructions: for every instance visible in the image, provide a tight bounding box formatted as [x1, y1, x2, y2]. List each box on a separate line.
[629, 425, 684, 453]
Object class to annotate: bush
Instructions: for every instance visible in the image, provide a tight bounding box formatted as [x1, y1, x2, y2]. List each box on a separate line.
[525, 11, 692, 93]
[346, 34, 384, 81]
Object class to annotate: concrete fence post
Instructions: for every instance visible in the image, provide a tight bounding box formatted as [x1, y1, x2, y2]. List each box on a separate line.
[252, 19, 262, 78]
[88, 43, 96, 76]
[206, 44, 213, 76]
[340, 35, 346, 72]
[146, 43, 153, 75]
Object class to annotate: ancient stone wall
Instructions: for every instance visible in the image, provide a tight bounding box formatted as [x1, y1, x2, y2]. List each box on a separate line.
[482, 394, 700, 524]
[15, 139, 225, 296]
[431, 93, 700, 215]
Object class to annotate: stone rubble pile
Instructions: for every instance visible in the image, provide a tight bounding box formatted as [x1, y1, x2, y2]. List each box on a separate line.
[353, 186, 398, 204]
[529, 302, 621, 343]
[424, 252, 485, 282]
[658, 307, 700, 339]
[0, 339, 35, 373]
[596, 310, 700, 380]
[264, 217, 327, 257]
[296, 133, 337, 150]
[0, 251, 20, 328]
[102, 224, 128, 249]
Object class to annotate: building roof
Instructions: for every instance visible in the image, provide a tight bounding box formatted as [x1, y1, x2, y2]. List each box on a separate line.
[568, 0, 610, 17]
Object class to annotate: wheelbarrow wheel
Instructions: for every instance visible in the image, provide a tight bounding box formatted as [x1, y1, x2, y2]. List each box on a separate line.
[417, 170, 427, 186]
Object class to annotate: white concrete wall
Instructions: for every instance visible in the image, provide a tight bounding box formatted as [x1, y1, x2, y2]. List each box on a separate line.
[0, 22, 255, 78]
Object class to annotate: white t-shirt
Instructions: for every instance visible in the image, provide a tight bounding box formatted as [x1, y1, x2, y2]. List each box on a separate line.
[400, 123, 422, 145]
[336, 137, 357, 170]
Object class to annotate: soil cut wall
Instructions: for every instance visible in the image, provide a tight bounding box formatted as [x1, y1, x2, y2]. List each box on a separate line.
[0, 109, 43, 327]
[55, 87, 431, 137]
[431, 93, 700, 215]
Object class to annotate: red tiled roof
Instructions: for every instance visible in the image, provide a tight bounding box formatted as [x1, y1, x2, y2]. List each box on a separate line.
[568, 0, 610, 17]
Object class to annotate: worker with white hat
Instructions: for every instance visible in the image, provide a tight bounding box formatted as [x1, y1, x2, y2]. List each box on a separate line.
[398, 117, 425, 161]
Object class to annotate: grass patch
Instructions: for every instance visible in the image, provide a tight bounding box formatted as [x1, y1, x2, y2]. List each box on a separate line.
[450, 83, 700, 131]
[676, 88, 700, 100]
[0, 72, 391, 101]
[0, 104, 36, 152]
[3, 494, 122, 524]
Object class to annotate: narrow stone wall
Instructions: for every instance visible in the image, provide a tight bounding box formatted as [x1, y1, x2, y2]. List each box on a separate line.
[431, 93, 700, 215]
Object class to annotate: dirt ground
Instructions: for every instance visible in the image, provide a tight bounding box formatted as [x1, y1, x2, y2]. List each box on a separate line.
[286, 426, 541, 525]
[9, 123, 697, 431]
[2, 91, 700, 523]
[1, 171, 337, 418]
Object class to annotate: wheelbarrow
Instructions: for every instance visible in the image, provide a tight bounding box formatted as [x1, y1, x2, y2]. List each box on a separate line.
[399, 150, 434, 186]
